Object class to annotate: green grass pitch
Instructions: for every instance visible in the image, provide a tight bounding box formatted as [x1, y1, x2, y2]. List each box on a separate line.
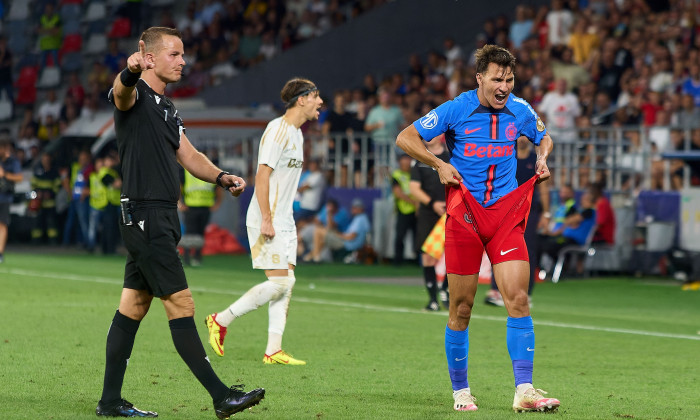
[1, 251, 699, 419]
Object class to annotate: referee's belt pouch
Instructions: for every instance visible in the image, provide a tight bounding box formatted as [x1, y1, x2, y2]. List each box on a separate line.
[120, 196, 133, 226]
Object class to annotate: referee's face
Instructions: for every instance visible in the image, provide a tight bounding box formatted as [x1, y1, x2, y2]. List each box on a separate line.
[476, 63, 514, 110]
[152, 35, 186, 84]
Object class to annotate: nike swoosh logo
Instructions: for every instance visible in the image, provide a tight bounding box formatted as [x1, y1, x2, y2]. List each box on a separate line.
[455, 356, 467, 362]
[527, 347, 535, 352]
[464, 127, 482, 135]
[500, 247, 518, 256]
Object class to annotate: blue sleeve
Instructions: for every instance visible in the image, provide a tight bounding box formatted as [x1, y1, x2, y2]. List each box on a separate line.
[519, 105, 547, 146]
[413, 99, 458, 142]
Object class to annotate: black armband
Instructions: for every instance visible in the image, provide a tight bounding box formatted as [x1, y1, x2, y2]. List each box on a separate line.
[216, 171, 230, 188]
[120, 67, 141, 87]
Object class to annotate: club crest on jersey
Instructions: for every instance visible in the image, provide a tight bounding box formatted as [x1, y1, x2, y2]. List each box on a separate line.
[536, 118, 545, 132]
[287, 159, 303, 168]
[464, 213, 472, 224]
[505, 122, 517, 141]
[419, 110, 438, 129]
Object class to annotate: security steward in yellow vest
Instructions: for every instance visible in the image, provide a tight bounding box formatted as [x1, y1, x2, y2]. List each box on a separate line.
[179, 169, 222, 266]
[102, 154, 122, 255]
[87, 156, 121, 253]
[30, 153, 62, 244]
[391, 154, 417, 266]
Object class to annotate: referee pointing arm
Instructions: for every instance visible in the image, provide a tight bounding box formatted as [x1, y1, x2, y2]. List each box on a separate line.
[96, 27, 264, 419]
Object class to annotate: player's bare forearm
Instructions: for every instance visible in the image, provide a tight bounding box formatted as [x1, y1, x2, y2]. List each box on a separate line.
[534, 134, 553, 183]
[396, 125, 461, 185]
[255, 164, 273, 224]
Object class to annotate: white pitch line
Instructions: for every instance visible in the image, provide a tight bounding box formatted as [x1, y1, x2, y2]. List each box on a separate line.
[3, 267, 699, 341]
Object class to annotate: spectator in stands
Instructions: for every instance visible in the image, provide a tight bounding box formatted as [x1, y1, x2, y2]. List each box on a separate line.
[199, 0, 226, 26]
[546, 0, 574, 47]
[391, 154, 417, 266]
[567, 16, 599, 66]
[238, 24, 263, 67]
[443, 37, 465, 78]
[37, 89, 62, 126]
[323, 90, 362, 186]
[210, 49, 238, 85]
[86, 156, 107, 253]
[673, 94, 700, 128]
[293, 158, 326, 223]
[365, 87, 404, 166]
[87, 61, 112, 97]
[59, 95, 80, 132]
[509, 5, 534, 49]
[103, 39, 128, 75]
[551, 46, 591, 93]
[304, 198, 370, 263]
[587, 183, 615, 245]
[0, 138, 22, 263]
[66, 72, 85, 110]
[259, 30, 279, 61]
[62, 149, 92, 248]
[37, 2, 62, 68]
[16, 125, 40, 160]
[297, 197, 351, 259]
[37, 114, 60, 144]
[178, 2, 204, 36]
[0, 36, 13, 112]
[538, 78, 581, 142]
[539, 189, 597, 267]
[681, 63, 700, 107]
[30, 153, 62, 244]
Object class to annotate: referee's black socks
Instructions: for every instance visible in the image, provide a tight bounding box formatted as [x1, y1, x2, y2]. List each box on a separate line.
[100, 310, 140, 405]
[424, 266, 439, 303]
[169, 316, 228, 402]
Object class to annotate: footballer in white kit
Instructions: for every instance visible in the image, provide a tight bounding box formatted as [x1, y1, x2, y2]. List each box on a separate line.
[206, 78, 323, 366]
[246, 115, 304, 269]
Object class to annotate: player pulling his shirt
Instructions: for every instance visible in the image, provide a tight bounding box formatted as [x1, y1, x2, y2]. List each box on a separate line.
[396, 44, 560, 413]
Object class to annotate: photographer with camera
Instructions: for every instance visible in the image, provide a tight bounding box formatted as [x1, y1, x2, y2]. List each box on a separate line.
[0, 138, 23, 263]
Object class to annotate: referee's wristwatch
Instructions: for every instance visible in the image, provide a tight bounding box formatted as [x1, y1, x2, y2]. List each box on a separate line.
[216, 171, 230, 188]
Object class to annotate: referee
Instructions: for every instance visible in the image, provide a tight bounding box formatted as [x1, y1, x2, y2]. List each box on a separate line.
[96, 27, 264, 418]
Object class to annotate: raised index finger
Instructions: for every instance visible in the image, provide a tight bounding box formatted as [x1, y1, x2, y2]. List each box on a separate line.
[138, 40, 145, 57]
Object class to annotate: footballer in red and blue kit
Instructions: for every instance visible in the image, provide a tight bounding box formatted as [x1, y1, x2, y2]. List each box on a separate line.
[398, 44, 559, 413]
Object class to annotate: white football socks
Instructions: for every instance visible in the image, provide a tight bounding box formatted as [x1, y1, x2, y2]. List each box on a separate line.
[265, 270, 296, 355]
[216, 277, 287, 327]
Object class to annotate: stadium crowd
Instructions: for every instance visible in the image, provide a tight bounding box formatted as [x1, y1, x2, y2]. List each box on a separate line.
[0, 0, 698, 263]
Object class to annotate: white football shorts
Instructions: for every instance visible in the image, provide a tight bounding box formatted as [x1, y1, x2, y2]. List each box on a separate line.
[247, 226, 298, 269]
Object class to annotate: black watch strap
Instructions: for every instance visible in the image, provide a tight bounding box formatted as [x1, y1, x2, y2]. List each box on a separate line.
[216, 171, 230, 188]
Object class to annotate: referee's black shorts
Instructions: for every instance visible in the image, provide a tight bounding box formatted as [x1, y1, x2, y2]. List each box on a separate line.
[120, 203, 187, 297]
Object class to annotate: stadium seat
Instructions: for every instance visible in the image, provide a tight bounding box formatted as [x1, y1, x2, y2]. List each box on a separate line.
[60, 3, 82, 23]
[82, 1, 106, 22]
[61, 52, 83, 73]
[60, 34, 83, 57]
[62, 18, 81, 35]
[36, 67, 61, 89]
[0, 95, 13, 121]
[551, 225, 598, 284]
[85, 33, 108, 55]
[108, 17, 131, 39]
[7, 1, 30, 20]
[15, 66, 38, 106]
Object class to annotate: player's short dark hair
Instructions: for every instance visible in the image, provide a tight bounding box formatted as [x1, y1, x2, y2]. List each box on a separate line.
[281, 78, 318, 108]
[140, 27, 182, 53]
[474, 44, 516, 75]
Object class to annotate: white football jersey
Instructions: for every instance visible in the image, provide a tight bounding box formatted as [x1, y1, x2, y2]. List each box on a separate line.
[246, 116, 304, 231]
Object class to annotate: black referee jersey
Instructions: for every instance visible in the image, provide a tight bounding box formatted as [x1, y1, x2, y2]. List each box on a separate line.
[109, 79, 185, 202]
